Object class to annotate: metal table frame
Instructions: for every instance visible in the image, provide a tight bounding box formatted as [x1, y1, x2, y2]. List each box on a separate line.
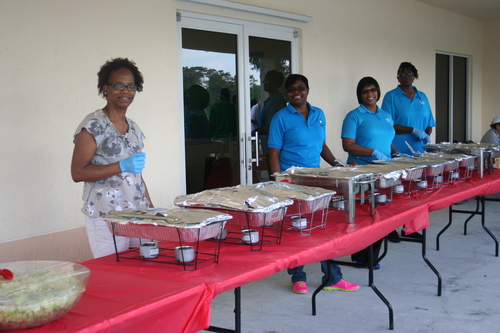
[311, 229, 441, 330]
[436, 196, 499, 257]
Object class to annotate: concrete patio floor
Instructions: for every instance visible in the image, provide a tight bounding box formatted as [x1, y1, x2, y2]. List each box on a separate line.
[203, 196, 500, 333]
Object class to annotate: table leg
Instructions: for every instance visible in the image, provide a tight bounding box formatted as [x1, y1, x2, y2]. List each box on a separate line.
[312, 244, 394, 330]
[441, 196, 498, 257]
[207, 287, 241, 333]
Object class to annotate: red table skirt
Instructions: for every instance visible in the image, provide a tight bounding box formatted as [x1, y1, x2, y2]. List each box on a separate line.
[23, 170, 500, 333]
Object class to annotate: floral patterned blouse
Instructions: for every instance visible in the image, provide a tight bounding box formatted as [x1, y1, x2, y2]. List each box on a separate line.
[73, 109, 150, 217]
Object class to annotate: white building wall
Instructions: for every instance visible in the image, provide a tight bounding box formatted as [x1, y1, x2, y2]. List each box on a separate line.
[0, 0, 493, 261]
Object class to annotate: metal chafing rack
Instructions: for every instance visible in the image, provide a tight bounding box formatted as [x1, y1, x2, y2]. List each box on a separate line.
[375, 156, 451, 191]
[250, 181, 336, 234]
[346, 163, 426, 197]
[175, 186, 294, 250]
[424, 143, 500, 178]
[273, 166, 376, 224]
[100, 208, 234, 270]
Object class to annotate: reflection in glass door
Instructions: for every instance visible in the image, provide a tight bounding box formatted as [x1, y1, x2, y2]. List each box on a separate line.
[248, 36, 291, 183]
[182, 28, 239, 194]
[180, 13, 296, 194]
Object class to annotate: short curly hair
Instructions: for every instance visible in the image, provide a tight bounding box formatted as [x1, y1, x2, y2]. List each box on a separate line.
[97, 58, 144, 98]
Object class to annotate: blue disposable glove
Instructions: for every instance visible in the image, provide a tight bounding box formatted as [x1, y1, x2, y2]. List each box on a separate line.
[424, 135, 432, 144]
[371, 149, 389, 160]
[119, 152, 146, 174]
[411, 127, 428, 140]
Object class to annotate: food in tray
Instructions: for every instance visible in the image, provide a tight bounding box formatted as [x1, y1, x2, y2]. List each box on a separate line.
[0, 261, 90, 331]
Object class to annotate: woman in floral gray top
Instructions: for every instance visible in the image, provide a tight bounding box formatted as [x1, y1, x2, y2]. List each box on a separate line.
[71, 58, 153, 258]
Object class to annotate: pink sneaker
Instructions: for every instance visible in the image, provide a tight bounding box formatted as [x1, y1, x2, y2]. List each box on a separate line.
[292, 281, 308, 294]
[323, 279, 359, 291]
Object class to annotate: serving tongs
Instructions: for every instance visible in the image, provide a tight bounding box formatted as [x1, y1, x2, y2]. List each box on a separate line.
[405, 141, 422, 157]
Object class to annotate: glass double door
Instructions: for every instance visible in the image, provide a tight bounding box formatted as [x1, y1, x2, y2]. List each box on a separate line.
[179, 13, 296, 193]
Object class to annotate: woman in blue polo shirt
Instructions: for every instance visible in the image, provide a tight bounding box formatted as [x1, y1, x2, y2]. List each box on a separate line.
[341, 76, 398, 268]
[268, 74, 359, 295]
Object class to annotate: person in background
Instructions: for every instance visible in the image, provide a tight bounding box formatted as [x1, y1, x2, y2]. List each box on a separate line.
[258, 70, 287, 160]
[209, 88, 237, 139]
[250, 98, 260, 135]
[382, 62, 436, 155]
[341, 76, 398, 268]
[71, 58, 153, 258]
[269, 73, 359, 294]
[184, 84, 210, 139]
[480, 116, 500, 145]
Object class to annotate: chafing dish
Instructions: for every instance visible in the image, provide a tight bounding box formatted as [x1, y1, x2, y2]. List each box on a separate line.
[349, 163, 425, 188]
[375, 157, 451, 191]
[425, 143, 500, 177]
[251, 181, 336, 234]
[273, 166, 376, 224]
[101, 208, 232, 242]
[174, 186, 293, 227]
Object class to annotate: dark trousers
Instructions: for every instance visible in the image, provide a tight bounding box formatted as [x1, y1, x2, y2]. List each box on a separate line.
[351, 238, 384, 264]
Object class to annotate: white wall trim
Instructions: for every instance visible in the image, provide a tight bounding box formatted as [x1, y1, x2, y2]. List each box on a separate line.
[179, 0, 313, 22]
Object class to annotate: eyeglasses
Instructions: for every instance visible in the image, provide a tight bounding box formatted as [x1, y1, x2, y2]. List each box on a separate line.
[107, 83, 138, 92]
[397, 73, 414, 78]
[287, 86, 307, 93]
[361, 88, 377, 94]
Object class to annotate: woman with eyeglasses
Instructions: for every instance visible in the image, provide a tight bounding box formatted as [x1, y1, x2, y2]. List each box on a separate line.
[341, 76, 398, 269]
[381, 62, 435, 155]
[71, 58, 153, 258]
[268, 74, 359, 295]
[341, 76, 398, 165]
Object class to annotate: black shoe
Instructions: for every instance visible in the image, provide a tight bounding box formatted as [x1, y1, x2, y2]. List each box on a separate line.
[401, 230, 423, 239]
[388, 230, 401, 243]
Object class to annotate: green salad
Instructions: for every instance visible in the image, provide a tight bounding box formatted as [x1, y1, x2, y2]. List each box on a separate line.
[0, 261, 89, 331]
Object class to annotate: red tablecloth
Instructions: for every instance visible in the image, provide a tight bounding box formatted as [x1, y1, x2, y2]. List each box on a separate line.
[21, 171, 500, 333]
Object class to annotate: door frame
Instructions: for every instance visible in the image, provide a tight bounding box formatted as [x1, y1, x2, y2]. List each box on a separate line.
[435, 51, 471, 142]
[177, 11, 298, 192]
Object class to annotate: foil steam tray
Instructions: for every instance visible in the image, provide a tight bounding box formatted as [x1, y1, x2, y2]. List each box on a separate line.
[101, 208, 232, 242]
[174, 186, 294, 227]
[376, 157, 449, 177]
[348, 164, 425, 188]
[272, 166, 375, 195]
[250, 181, 336, 215]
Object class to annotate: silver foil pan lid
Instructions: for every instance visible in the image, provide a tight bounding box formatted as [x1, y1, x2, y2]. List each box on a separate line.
[100, 208, 233, 228]
[276, 166, 375, 180]
[250, 181, 336, 201]
[174, 186, 294, 213]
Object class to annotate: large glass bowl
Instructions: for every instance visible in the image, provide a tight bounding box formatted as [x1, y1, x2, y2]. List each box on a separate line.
[0, 260, 90, 331]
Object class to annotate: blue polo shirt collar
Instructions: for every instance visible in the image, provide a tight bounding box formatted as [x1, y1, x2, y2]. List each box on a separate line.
[358, 104, 381, 113]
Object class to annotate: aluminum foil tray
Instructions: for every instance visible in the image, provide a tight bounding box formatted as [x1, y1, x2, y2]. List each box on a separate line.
[420, 152, 476, 168]
[101, 208, 232, 242]
[251, 181, 335, 215]
[349, 164, 424, 187]
[174, 186, 293, 227]
[191, 207, 286, 227]
[377, 157, 448, 177]
[174, 186, 293, 212]
[424, 142, 500, 154]
[273, 166, 375, 195]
